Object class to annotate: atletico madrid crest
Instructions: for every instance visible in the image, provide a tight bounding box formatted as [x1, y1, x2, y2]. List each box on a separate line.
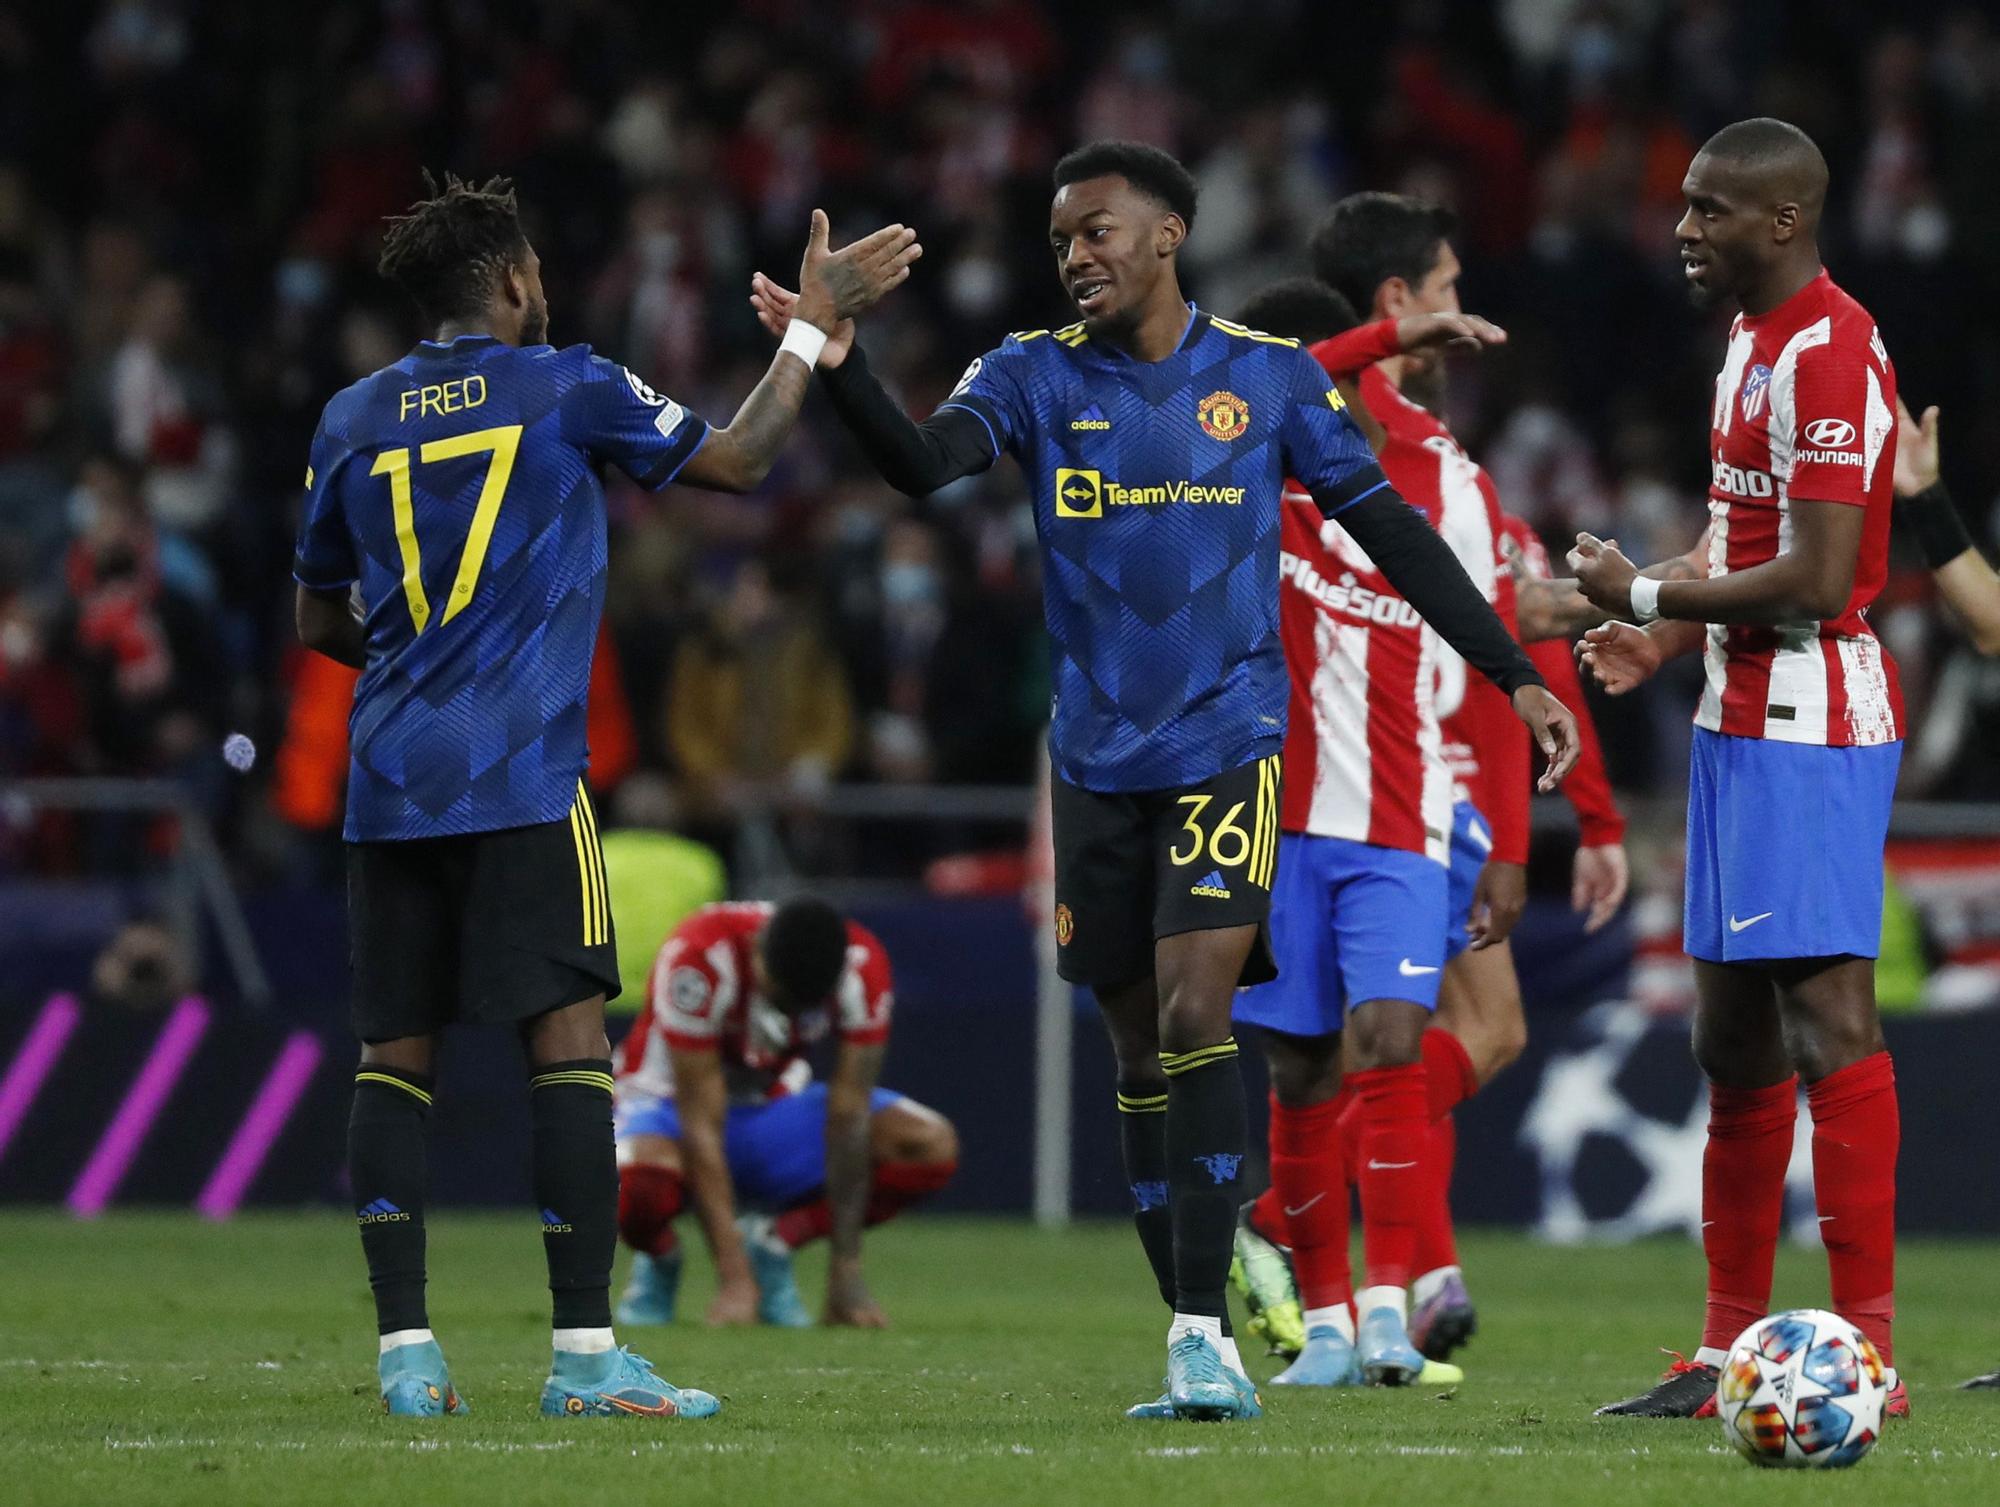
[1198, 390, 1249, 441]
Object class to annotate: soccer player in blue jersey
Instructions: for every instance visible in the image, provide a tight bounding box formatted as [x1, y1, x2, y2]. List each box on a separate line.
[293, 175, 919, 1420]
[748, 141, 1578, 1421]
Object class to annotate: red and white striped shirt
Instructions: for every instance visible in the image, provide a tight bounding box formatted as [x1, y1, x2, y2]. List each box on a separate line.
[1699, 270, 1902, 746]
[616, 902, 893, 1105]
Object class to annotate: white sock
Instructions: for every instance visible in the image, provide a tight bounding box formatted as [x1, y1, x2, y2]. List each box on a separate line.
[1168, 1312, 1224, 1349]
[1217, 1334, 1246, 1377]
[554, 1326, 616, 1355]
[1693, 1345, 1728, 1368]
[1356, 1285, 1406, 1323]
[379, 1327, 434, 1355]
[1303, 1304, 1356, 1344]
[1411, 1265, 1460, 1308]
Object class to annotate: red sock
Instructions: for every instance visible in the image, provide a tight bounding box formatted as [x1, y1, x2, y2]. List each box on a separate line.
[616, 1163, 685, 1256]
[772, 1158, 958, 1249]
[1250, 1184, 1287, 1246]
[1412, 1029, 1476, 1276]
[1350, 1063, 1428, 1292]
[1423, 1028, 1478, 1120]
[1414, 1114, 1459, 1274]
[1807, 1052, 1898, 1364]
[1701, 1076, 1798, 1352]
[1267, 1090, 1352, 1311]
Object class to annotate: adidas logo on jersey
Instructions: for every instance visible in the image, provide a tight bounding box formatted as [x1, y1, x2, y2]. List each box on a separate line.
[1070, 403, 1111, 431]
[1191, 869, 1232, 899]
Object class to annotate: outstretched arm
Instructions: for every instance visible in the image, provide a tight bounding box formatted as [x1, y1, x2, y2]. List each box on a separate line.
[677, 214, 922, 493]
[1895, 400, 2000, 655]
[748, 273, 997, 497]
[1514, 537, 1708, 643]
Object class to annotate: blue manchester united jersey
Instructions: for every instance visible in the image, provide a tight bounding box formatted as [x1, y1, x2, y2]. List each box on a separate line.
[943, 307, 1387, 792]
[294, 334, 708, 841]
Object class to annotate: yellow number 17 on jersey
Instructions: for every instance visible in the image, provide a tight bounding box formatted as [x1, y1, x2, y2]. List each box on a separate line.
[369, 423, 524, 633]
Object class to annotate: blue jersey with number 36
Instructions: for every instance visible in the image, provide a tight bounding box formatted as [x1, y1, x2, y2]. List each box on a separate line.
[294, 334, 708, 842]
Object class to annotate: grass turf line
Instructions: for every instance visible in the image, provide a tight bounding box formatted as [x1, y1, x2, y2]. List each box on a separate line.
[3, 1212, 1998, 1506]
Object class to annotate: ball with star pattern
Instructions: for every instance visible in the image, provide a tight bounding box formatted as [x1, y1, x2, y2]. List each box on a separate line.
[1718, 1309, 1888, 1468]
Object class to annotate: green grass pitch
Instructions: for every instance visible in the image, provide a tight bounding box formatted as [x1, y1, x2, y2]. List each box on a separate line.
[5, 1212, 1999, 1505]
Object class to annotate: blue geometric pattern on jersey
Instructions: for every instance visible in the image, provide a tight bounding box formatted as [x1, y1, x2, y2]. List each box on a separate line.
[295, 336, 707, 841]
[945, 309, 1385, 793]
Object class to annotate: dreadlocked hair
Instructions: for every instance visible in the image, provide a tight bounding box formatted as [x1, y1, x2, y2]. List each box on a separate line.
[377, 171, 528, 326]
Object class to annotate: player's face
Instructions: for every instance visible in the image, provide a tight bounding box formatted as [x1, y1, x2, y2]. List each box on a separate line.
[1676, 156, 1762, 308]
[1048, 176, 1178, 330]
[1394, 241, 1462, 405]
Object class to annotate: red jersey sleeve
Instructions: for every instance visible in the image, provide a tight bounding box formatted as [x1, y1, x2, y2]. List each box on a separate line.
[1309, 322, 1403, 381]
[837, 923, 894, 1048]
[1785, 344, 1886, 507]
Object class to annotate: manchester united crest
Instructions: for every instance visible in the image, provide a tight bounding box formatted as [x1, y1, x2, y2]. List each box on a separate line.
[1054, 903, 1074, 945]
[1198, 390, 1249, 441]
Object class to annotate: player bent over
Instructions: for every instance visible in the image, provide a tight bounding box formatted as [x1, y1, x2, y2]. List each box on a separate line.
[612, 899, 958, 1329]
[1572, 120, 1908, 1420]
[748, 141, 1576, 1419]
[295, 176, 918, 1419]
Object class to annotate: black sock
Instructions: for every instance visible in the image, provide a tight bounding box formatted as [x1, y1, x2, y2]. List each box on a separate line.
[530, 1059, 618, 1331]
[1116, 1081, 1175, 1309]
[1161, 1039, 1246, 1325]
[349, 1065, 433, 1334]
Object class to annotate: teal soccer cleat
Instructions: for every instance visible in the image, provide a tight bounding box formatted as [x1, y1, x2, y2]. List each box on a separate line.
[1357, 1303, 1426, 1387]
[378, 1338, 467, 1417]
[615, 1249, 683, 1326]
[740, 1214, 813, 1328]
[1166, 1331, 1264, 1421]
[540, 1345, 720, 1420]
[1272, 1324, 1361, 1387]
[1124, 1386, 1178, 1420]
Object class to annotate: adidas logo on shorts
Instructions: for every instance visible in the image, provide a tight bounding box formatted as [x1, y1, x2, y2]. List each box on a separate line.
[1190, 869, 1232, 899]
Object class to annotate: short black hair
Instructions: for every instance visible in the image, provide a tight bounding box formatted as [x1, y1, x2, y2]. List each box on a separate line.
[760, 897, 850, 1008]
[1234, 278, 1361, 346]
[377, 171, 530, 326]
[1697, 117, 1829, 212]
[1309, 192, 1458, 317]
[1053, 140, 1197, 229]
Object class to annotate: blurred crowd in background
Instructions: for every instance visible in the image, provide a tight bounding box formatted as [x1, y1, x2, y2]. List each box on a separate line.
[3, 0, 2000, 889]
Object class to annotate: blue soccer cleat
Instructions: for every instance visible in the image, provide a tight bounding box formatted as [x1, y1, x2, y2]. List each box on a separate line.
[1166, 1330, 1263, 1421]
[540, 1345, 720, 1420]
[615, 1249, 683, 1327]
[1358, 1303, 1427, 1387]
[1272, 1324, 1361, 1387]
[740, 1214, 812, 1328]
[378, 1338, 467, 1417]
[1124, 1387, 1178, 1420]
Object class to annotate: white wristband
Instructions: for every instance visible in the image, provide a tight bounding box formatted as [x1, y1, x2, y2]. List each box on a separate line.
[778, 319, 830, 370]
[1629, 574, 1663, 623]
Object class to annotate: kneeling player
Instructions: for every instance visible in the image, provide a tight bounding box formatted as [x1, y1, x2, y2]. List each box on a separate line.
[613, 899, 958, 1328]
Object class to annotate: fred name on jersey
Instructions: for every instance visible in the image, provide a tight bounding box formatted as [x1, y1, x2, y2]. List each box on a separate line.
[398, 375, 488, 422]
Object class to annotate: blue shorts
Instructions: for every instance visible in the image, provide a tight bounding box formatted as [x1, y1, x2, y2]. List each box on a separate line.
[1443, 801, 1494, 962]
[1684, 726, 1901, 963]
[615, 1082, 906, 1209]
[1234, 832, 1449, 1038]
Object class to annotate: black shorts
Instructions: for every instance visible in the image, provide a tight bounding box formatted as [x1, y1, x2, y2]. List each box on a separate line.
[1051, 753, 1281, 993]
[346, 783, 620, 1043]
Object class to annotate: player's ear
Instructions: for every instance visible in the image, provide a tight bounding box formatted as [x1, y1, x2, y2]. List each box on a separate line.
[1375, 276, 1411, 320]
[1772, 201, 1799, 245]
[1157, 213, 1186, 258]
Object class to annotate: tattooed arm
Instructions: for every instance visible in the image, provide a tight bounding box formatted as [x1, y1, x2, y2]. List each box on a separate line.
[1514, 531, 1709, 643]
[679, 213, 922, 493]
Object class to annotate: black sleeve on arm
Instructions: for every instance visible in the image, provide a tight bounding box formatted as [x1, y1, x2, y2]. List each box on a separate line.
[1324, 485, 1546, 697]
[816, 344, 1001, 497]
[1899, 479, 1976, 570]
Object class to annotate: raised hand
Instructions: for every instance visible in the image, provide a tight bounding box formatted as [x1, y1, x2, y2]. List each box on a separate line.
[1893, 398, 1939, 498]
[1511, 683, 1580, 790]
[749, 270, 856, 369]
[1393, 311, 1507, 355]
[792, 210, 921, 336]
[1577, 621, 1663, 695]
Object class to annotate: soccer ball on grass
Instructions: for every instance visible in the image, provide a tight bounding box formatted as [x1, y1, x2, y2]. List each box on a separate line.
[1717, 1308, 1887, 1468]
